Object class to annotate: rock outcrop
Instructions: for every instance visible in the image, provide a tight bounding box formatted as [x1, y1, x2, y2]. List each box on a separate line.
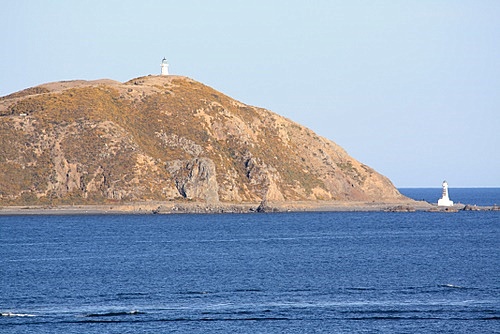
[167, 158, 219, 203]
[0, 75, 408, 205]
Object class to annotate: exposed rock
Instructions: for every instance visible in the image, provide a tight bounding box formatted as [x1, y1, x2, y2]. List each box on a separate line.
[167, 158, 219, 203]
[256, 200, 280, 213]
[462, 204, 481, 211]
[385, 205, 416, 212]
[427, 206, 459, 212]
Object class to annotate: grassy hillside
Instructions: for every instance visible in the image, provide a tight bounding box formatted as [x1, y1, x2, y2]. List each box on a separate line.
[0, 76, 405, 205]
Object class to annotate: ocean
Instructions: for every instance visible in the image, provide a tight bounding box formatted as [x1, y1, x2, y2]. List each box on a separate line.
[1, 189, 499, 333]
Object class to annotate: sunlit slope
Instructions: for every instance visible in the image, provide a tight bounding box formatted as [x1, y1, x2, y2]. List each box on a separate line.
[0, 75, 406, 205]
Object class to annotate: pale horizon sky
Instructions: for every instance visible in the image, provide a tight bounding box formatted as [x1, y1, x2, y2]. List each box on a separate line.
[2, 1, 499, 187]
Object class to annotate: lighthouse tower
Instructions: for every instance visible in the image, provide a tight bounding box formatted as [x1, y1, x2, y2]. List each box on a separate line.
[160, 58, 169, 76]
[437, 180, 454, 206]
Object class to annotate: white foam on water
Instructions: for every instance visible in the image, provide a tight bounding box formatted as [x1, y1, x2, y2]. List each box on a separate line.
[1, 312, 36, 317]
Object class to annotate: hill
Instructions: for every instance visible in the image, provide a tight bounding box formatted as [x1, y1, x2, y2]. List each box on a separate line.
[0, 75, 408, 208]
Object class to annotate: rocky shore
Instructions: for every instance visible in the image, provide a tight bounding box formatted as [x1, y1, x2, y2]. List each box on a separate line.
[1, 200, 496, 215]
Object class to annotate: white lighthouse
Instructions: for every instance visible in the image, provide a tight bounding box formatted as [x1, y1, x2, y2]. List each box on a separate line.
[160, 58, 169, 76]
[437, 180, 454, 206]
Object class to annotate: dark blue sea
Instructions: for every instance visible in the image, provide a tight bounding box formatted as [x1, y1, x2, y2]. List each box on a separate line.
[1, 191, 499, 333]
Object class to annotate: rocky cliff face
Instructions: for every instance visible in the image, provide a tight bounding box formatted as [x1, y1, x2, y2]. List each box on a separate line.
[0, 76, 406, 205]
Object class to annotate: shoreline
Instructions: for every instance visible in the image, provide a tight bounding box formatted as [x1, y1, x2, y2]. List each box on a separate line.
[0, 200, 497, 215]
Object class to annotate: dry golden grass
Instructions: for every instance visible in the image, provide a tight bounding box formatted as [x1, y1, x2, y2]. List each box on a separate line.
[0, 76, 405, 205]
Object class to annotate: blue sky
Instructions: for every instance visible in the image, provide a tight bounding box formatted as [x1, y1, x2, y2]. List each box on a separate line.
[2, 0, 499, 187]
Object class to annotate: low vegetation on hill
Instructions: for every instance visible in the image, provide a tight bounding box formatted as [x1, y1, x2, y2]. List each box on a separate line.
[0, 76, 406, 205]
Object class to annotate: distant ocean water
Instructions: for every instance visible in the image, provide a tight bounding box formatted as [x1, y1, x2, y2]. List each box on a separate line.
[399, 188, 500, 206]
[1, 189, 499, 333]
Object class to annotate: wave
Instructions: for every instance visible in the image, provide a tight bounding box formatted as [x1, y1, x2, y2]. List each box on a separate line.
[84, 310, 142, 317]
[233, 288, 263, 293]
[346, 315, 500, 321]
[197, 316, 289, 322]
[1, 312, 36, 317]
[439, 284, 466, 289]
[116, 292, 149, 300]
[76, 316, 290, 324]
[178, 290, 210, 296]
[202, 309, 273, 316]
[346, 287, 377, 291]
